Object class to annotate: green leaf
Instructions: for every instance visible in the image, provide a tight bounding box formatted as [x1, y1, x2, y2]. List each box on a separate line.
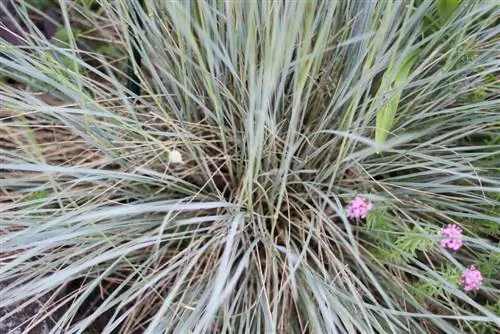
[412, 264, 460, 299]
[394, 227, 435, 257]
[471, 87, 487, 103]
[375, 51, 419, 145]
[96, 44, 123, 58]
[26, 0, 57, 11]
[23, 190, 49, 203]
[22, 191, 50, 211]
[77, 0, 99, 10]
[365, 208, 394, 242]
[438, 0, 460, 23]
[54, 28, 83, 45]
[411, 280, 441, 299]
[369, 245, 407, 265]
[478, 250, 500, 277]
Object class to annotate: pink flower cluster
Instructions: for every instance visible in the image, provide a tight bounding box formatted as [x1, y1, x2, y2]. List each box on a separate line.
[440, 224, 463, 251]
[439, 224, 484, 292]
[346, 196, 373, 219]
[344, 194, 485, 293]
[461, 265, 483, 292]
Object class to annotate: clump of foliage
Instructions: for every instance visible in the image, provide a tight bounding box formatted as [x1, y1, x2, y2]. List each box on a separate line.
[1, 0, 499, 333]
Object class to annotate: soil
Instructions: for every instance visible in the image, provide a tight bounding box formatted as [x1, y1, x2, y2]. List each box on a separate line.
[0, 281, 52, 334]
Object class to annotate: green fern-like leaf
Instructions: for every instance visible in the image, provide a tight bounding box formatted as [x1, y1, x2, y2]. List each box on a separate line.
[478, 250, 500, 278]
[365, 209, 395, 242]
[412, 264, 460, 300]
[394, 227, 435, 257]
[411, 280, 441, 299]
[368, 244, 407, 265]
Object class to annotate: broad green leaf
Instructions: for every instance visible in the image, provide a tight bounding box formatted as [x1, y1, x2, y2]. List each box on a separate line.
[438, 0, 460, 22]
[375, 51, 419, 145]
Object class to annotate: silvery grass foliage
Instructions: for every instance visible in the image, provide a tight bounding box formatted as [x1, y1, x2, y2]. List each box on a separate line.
[1, 0, 499, 333]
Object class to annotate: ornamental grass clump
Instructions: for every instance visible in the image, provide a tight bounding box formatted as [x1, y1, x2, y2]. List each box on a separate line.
[0, 0, 499, 333]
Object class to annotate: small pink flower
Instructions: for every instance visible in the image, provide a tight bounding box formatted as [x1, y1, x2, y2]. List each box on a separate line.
[461, 265, 483, 292]
[346, 196, 373, 219]
[440, 224, 463, 251]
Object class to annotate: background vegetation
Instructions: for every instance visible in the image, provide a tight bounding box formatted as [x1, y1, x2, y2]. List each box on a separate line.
[1, 0, 499, 333]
